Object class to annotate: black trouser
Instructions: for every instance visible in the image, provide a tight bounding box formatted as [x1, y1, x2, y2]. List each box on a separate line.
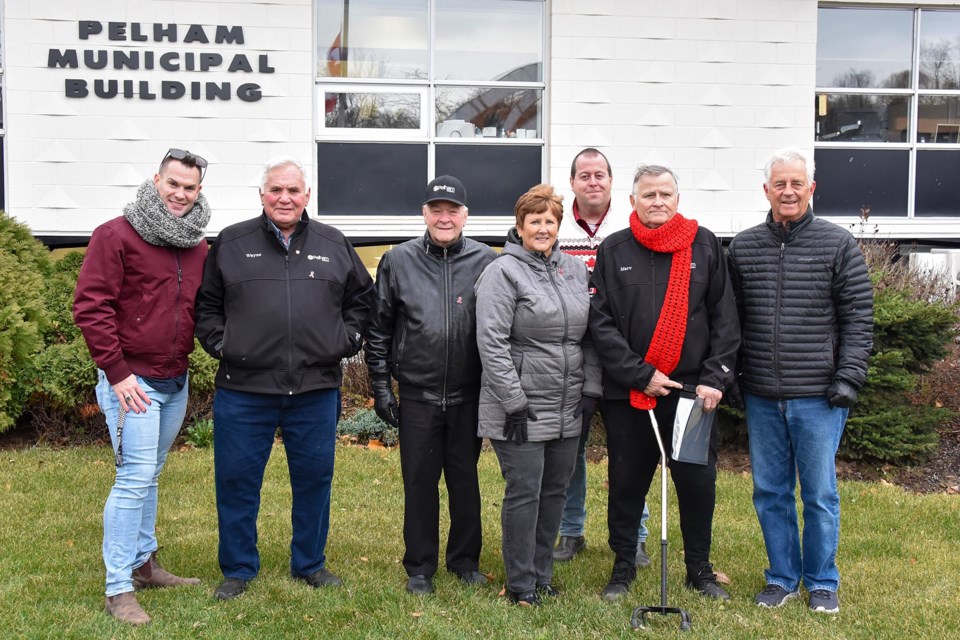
[398, 396, 483, 577]
[604, 396, 718, 577]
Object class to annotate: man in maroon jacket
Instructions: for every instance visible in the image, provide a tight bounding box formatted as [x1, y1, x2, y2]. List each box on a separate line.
[74, 148, 211, 626]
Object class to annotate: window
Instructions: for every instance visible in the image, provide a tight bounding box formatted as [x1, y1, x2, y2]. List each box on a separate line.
[815, 7, 960, 217]
[316, 0, 545, 218]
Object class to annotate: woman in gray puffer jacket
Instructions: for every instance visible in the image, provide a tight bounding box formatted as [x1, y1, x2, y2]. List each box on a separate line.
[475, 184, 602, 606]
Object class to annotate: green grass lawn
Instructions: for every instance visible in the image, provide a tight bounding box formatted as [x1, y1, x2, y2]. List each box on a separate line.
[1, 443, 957, 639]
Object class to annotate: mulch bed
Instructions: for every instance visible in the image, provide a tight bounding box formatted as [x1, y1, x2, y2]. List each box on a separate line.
[4, 416, 958, 496]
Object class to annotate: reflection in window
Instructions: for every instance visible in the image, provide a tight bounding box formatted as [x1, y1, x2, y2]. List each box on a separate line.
[918, 96, 960, 143]
[916, 151, 960, 215]
[816, 8, 912, 88]
[435, 0, 543, 82]
[815, 93, 908, 143]
[325, 92, 420, 129]
[813, 149, 909, 217]
[919, 10, 960, 90]
[436, 86, 541, 138]
[317, 0, 428, 80]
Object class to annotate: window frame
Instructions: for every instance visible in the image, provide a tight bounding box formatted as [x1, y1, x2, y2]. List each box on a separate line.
[314, 0, 547, 221]
[816, 5, 960, 217]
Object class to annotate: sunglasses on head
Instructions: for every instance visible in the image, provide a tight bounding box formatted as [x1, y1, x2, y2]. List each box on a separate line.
[161, 148, 208, 182]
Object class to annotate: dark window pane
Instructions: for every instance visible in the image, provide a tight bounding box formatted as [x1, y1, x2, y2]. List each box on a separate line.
[919, 10, 960, 89]
[437, 85, 541, 138]
[916, 151, 960, 215]
[316, 142, 426, 215]
[815, 93, 909, 142]
[317, 0, 428, 80]
[436, 144, 541, 216]
[816, 7, 913, 88]
[813, 148, 909, 216]
[435, 0, 543, 81]
[918, 95, 960, 143]
[324, 92, 420, 129]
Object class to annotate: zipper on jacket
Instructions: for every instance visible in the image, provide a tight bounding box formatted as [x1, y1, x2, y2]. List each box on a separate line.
[172, 249, 182, 373]
[546, 259, 570, 439]
[285, 251, 294, 394]
[774, 241, 785, 398]
[441, 246, 450, 412]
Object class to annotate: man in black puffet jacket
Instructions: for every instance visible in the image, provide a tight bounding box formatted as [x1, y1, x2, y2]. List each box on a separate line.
[364, 175, 496, 595]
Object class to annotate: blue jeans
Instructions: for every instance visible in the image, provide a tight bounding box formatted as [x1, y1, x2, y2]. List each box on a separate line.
[745, 393, 848, 593]
[559, 419, 650, 541]
[97, 370, 189, 597]
[213, 387, 339, 581]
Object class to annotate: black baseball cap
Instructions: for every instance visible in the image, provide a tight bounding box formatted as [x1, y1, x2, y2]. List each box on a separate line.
[424, 175, 467, 207]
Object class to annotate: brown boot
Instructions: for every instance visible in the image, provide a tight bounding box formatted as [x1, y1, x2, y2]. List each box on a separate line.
[105, 592, 151, 626]
[132, 551, 201, 589]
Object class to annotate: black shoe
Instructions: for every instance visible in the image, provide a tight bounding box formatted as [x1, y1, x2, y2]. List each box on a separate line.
[213, 577, 249, 601]
[685, 564, 730, 601]
[507, 589, 541, 606]
[294, 568, 343, 589]
[601, 561, 636, 602]
[755, 583, 800, 608]
[536, 584, 560, 598]
[553, 535, 586, 562]
[453, 570, 490, 586]
[406, 575, 434, 595]
[635, 542, 652, 568]
[808, 589, 839, 614]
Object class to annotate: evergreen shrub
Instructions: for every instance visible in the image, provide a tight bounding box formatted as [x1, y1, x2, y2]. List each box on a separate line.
[338, 408, 398, 446]
[0, 213, 51, 432]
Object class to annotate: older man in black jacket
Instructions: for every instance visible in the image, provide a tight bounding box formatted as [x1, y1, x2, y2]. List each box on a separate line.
[364, 175, 496, 595]
[590, 164, 740, 602]
[195, 158, 373, 601]
[728, 147, 873, 615]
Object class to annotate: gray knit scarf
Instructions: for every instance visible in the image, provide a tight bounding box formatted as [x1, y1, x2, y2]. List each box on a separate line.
[123, 180, 211, 248]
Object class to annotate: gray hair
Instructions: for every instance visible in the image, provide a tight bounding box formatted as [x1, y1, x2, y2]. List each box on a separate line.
[260, 157, 308, 191]
[764, 147, 815, 184]
[632, 164, 678, 196]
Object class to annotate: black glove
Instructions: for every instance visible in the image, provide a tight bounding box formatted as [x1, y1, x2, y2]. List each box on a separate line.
[371, 377, 400, 429]
[575, 395, 598, 432]
[724, 381, 745, 411]
[827, 379, 858, 408]
[503, 408, 537, 444]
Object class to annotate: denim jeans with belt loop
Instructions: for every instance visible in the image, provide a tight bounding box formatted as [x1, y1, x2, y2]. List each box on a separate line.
[745, 392, 848, 593]
[97, 370, 189, 597]
[213, 387, 340, 581]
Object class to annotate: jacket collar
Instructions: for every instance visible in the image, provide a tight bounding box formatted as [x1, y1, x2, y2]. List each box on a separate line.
[764, 207, 814, 243]
[260, 210, 309, 249]
[420, 231, 465, 257]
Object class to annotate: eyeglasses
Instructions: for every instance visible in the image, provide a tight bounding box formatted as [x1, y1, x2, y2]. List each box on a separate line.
[161, 148, 208, 182]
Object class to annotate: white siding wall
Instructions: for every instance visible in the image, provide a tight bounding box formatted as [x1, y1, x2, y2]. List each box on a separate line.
[549, 0, 818, 236]
[4, 0, 315, 237]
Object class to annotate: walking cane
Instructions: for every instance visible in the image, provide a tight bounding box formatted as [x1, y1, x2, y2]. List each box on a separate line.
[630, 406, 692, 632]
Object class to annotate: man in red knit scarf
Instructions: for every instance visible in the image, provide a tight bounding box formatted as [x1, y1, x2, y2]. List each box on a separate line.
[589, 164, 740, 602]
